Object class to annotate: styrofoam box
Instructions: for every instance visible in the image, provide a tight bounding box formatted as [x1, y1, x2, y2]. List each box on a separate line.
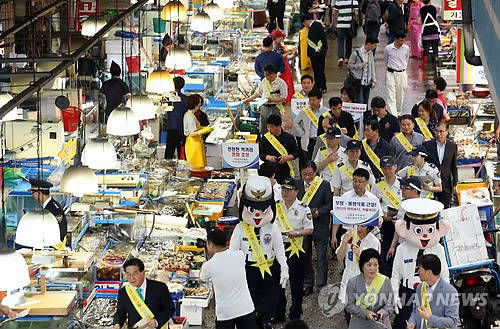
[105, 39, 139, 56]
[180, 304, 203, 326]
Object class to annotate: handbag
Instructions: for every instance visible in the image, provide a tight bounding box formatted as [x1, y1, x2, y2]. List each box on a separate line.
[346, 0, 358, 38]
[343, 50, 363, 92]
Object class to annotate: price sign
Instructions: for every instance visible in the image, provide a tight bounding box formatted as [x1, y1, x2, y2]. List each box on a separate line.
[443, 0, 462, 21]
[332, 196, 380, 226]
[291, 97, 309, 116]
[222, 143, 259, 169]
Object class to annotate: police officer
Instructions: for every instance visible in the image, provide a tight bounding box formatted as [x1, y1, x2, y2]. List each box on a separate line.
[314, 127, 347, 192]
[373, 156, 402, 276]
[29, 179, 67, 243]
[397, 145, 442, 199]
[274, 178, 313, 322]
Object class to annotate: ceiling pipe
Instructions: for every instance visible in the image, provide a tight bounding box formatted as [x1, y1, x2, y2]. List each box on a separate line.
[0, 0, 68, 40]
[462, 0, 482, 66]
[0, 57, 71, 63]
[0, 0, 150, 120]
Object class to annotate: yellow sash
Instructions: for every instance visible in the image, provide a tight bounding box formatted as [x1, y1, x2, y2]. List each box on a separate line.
[303, 106, 319, 129]
[421, 282, 436, 329]
[351, 231, 361, 263]
[53, 236, 67, 251]
[407, 165, 417, 177]
[276, 202, 305, 258]
[339, 163, 354, 181]
[242, 222, 274, 278]
[319, 133, 328, 147]
[415, 118, 433, 139]
[124, 283, 155, 324]
[356, 273, 387, 309]
[320, 148, 337, 176]
[263, 79, 285, 114]
[395, 133, 413, 152]
[353, 126, 359, 140]
[301, 176, 323, 206]
[376, 180, 401, 209]
[293, 91, 306, 98]
[264, 132, 295, 177]
[362, 139, 383, 176]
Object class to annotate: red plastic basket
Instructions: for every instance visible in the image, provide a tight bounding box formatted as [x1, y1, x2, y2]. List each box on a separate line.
[61, 106, 81, 132]
[125, 56, 140, 73]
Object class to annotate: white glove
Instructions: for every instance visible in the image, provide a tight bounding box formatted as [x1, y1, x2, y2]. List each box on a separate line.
[280, 271, 289, 289]
[394, 295, 402, 315]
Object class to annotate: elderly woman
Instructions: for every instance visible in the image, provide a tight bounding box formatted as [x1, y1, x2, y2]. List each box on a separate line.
[345, 248, 394, 329]
[336, 225, 381, 324]
[414, 100, 437, 140]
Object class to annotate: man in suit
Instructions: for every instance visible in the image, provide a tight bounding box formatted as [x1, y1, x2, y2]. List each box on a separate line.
[113, 258, 175, 329]
[29, 179, 67, 243]
[407, 254, 459, 329]
[423, 122, 457, 208]
[297, 161, 333, 295]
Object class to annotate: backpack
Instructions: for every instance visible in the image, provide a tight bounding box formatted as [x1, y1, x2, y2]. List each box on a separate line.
[365, 0, 381, 24]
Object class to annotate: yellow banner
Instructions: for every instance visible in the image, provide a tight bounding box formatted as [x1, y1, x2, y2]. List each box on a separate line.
[303, 106, 319, 129]
[301, 176, 323, 206]
[376, 180, 401, 209]
[415, 118, 433, 139]
[264, 79, 285, 114]
[362, 139, 383, 176]
[124, 283, 154, 321]
[242, 222, 273, 278]
[356, 273, 387, 309]
[58, 138, 77, 165]
[395, 133, 413, 152]
[264, 132, 295, 177]
[320, 148, 337, 176]
[276, 202, 304, 258]
[339, 164, 354, 181]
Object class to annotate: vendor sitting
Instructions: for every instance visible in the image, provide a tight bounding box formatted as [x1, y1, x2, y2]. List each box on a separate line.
[113, 258, 175, 329]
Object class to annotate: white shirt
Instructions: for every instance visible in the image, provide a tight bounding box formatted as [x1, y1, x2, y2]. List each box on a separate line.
[341, 189, 384, 222]
[397, 162, 441, 199]
[137, 278, 147, 299]
[43, 196, 52, 209]
[436, 141, 446, 164]
[384, 43, 410, 71]
[314, 145, 348, 191]
[273, 183, 282, 202]
[336, 232, 380, 303]
[331, 160, 376, 194]
[358, 46, 370, 85]
[276, 199, 314, 243]
[200, 249, 255, 321]
[229, 222, 288, 273]
[256, 77, 288, 103]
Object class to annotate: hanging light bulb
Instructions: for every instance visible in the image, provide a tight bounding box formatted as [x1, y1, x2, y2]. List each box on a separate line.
[161, 0, 188, 22]
[146, 70, 175, 95]
[106, 106, 140, 136]
[205, 1, 224, 22]
[0, 251, 29, 307]
[60, 165, 98, 197]
[81, 17, 107, 37]
[125, 95, 157, 120]
[214, 0, 234, 9]
[15, 210, 61, 248]
[192, 10, 212, 33]
[82, 137, 118, 170]
[165, 47, 192, 70]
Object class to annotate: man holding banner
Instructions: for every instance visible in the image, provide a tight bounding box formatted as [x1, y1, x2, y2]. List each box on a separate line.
[113, 258, 175, 329]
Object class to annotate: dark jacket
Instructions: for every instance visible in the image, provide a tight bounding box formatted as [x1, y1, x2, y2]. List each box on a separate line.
[423, 139, 458, 193]
[297, 178, 333, 239]
[386, 1, 406, 36]
[114, 279, 175, 329]
[255, 51, 285, 79]
[366, 113, 400, 143]
[360, 138, 395, 179]
[45, 197, 67, 243]
[317, 110, 356, 137]
[164, 92, 188, 134]
[259, 130, 299, 183]
[307, 20, 328, 57]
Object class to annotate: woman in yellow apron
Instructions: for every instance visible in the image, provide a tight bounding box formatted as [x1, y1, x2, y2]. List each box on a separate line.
[183, 94, 210, 169]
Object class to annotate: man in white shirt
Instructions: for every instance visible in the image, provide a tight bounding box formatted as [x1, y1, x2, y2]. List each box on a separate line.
[383, 31, 410, 115]
[258, 162, 282, 202]
[201, 230, 257, 329]
[243, 64, 288, 133]
[314, 127, 347, 191]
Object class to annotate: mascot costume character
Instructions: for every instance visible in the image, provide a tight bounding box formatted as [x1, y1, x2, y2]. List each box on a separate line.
[391, 198, 450, 329]
[230, 176, 288, 329]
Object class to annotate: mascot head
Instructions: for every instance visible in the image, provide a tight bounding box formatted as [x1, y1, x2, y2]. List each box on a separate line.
[239, 176, 276, 228]
[395, 199, 450, 249]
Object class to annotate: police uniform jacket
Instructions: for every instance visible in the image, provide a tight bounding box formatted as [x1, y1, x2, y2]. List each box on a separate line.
[44, 197, 67, 242]
[276, 199, 314, 244]
[331, 160, 376, 194]
[397, 162, 441, 199]
[307, 21, 328, 57]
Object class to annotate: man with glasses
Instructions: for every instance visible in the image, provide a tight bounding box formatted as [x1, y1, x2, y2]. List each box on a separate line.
[114, 258, 175, 329]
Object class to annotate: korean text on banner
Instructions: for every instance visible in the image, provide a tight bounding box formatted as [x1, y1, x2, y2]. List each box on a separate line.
[291, 97, 309, 116]
[342, 102, 367, 122]
[332, 196, 380, 226]
[222, 143, 259, 169]
[443, 0, 462, 20]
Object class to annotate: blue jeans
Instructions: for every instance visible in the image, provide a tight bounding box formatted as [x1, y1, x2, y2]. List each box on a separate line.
[358, 84, 371, 104]
[336, 28, 353, 60]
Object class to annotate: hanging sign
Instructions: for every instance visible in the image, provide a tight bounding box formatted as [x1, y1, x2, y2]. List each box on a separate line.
[332, 196, 381, 226]
[222, 143, 259, 169]
[58, 138, 77, 165]
[76, 0, 100, 32]
[456, 29, 488, 84]
[443, 0, 462, 21]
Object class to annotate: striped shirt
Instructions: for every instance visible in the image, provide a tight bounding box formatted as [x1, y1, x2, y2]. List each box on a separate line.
[334, 0, 359, 29]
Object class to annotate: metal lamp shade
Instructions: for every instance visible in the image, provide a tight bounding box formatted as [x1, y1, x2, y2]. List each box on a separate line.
[82, 137, 118, 170]
[60, 165, 98, 197]
[106, 106, 140, 136]
[15, 210, 61, 248]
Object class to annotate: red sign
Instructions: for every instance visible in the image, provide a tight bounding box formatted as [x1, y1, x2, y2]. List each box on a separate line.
[443, 0, 462, 20]
[76, 0, 100, 31]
